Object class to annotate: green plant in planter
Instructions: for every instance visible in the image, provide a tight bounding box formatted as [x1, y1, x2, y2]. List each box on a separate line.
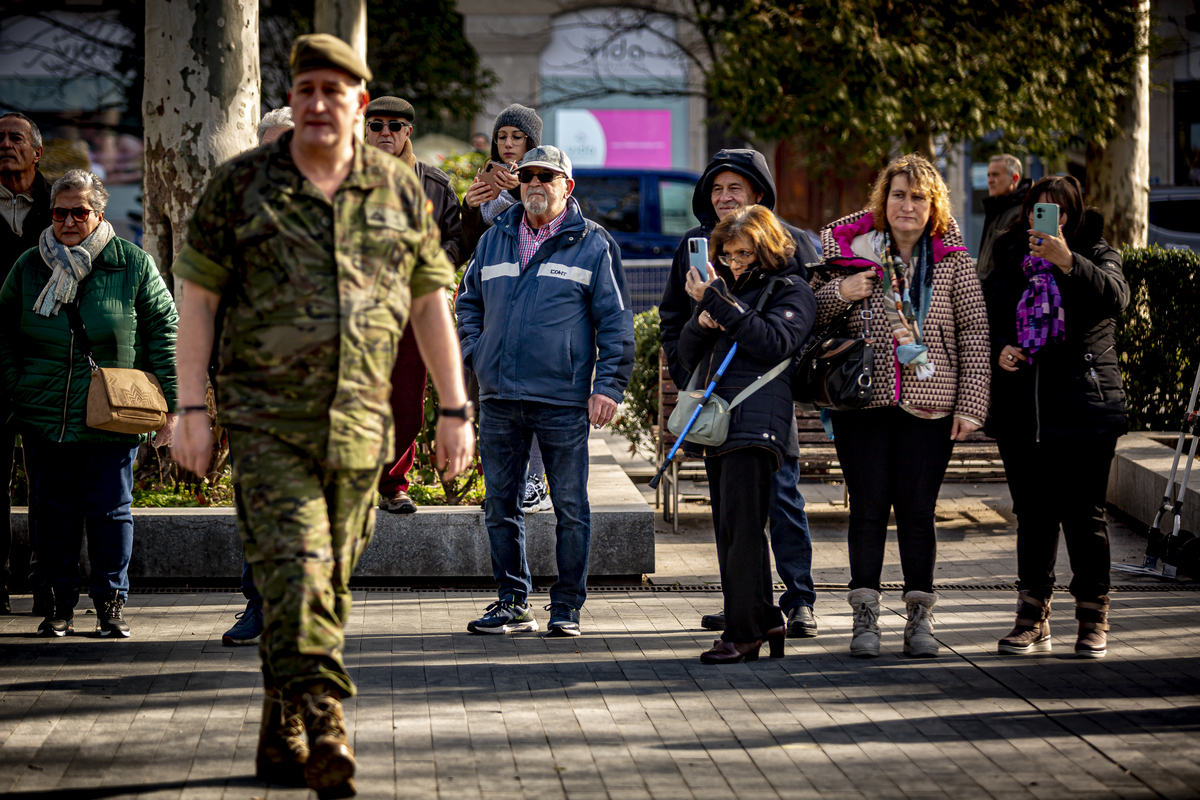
[441, 150, 488, 201]
[1116, 246, 1200, 431]
[612, 307, 661, 454]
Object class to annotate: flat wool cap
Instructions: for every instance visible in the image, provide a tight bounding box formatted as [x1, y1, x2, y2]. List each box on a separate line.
[365, 96, 414, 121]
[290, 33, 372, 83]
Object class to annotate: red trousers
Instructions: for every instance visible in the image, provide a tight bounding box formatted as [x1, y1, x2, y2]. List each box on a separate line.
[379, 323, 427, 496]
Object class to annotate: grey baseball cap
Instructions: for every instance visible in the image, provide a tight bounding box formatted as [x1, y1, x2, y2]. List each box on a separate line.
[517, 145, 573, 180]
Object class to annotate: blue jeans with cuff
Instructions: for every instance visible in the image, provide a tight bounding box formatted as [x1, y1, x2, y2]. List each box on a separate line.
[479, 400, 591, 610]
[770, 455, 816, 613]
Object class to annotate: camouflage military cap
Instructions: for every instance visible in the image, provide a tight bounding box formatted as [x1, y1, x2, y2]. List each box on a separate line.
[290, 33, 372, 83]
[365, 96, 414, 122]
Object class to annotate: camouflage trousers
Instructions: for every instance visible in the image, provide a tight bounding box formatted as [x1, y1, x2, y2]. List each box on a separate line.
[228, 428, 382, 698]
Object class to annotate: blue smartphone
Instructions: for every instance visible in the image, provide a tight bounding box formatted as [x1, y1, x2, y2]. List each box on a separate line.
[687, 238, 708, 280]
[1033, 203, 1059, 237]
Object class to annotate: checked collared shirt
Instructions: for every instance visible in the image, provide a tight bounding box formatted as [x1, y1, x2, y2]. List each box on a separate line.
[517, 205, 568, 270]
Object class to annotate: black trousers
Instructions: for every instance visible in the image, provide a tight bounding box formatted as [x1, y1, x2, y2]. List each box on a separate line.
[996, 433, 1116, 603]
[706, 447, 783, 643]
[831, 407, 954, 594]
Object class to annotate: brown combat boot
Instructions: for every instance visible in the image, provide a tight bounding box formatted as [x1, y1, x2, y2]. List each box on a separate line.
[998, 592, 1052, 655]
[300, 682, 356, 799]
[255, 688, 309, 787]
[1074, 596, 1110, 659]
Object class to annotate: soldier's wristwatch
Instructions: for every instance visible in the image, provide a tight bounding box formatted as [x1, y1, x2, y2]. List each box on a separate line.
[439, 402, 475, 421]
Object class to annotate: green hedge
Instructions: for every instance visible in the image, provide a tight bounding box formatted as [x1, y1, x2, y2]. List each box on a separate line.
[612, 308, 661, 453]
[1116, 246, 1200, 431]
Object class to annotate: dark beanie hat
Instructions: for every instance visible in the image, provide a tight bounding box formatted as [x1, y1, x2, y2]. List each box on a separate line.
[490, 103, 542, 162]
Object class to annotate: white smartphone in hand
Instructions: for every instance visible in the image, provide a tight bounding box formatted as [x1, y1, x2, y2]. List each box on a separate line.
[687, 238, 709, 281]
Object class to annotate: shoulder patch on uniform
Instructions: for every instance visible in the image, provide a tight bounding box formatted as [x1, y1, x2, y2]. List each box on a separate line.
[364, 204, 408, 232]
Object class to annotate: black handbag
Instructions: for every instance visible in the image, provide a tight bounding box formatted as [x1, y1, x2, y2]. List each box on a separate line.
[792, 302, 875, 411]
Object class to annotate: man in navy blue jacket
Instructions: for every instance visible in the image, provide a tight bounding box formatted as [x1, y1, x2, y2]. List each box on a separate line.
[456, 146, 633, 637]
[659, 149, 823, 640]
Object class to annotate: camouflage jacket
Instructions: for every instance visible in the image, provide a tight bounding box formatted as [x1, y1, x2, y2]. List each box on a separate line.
[172, 132, 455, 469]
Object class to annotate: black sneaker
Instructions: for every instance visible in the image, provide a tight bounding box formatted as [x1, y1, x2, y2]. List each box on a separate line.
[545, 604, 581, 637]
[96, 596, 130, 638]
[36, 615, 73, 637]
[521, 475, 552, 513]
[467, 598, 539, 634]
[787, 605, 819, 638]
[701, 611, 725, 631]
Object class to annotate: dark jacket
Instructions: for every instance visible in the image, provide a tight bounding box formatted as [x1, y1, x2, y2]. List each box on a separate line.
[0, 170, 52, 284]
[660, 149, 820, 389]
[0, 236, 179, 444]
[982, 209, 1128, 440]
[413, 160, 465, 268]
[977, 178, 1031, 280]
[456, 198, 634, 408]
[676, 255, 816, 466]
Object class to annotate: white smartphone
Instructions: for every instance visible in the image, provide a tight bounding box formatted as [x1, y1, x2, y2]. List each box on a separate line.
[687, 238, 709, 281]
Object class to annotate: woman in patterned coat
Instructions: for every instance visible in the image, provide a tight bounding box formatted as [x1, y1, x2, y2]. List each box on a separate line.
[810, 153, 991, 659]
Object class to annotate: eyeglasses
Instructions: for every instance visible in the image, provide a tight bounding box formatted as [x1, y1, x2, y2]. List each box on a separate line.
[51, 207, 94, 223]
[717, 250, 756, 267]
[367, 120, 408, 132]
[519, 170, 563, 184]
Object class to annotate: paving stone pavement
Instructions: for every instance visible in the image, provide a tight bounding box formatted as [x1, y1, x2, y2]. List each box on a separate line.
[2, 462, 1198, 799]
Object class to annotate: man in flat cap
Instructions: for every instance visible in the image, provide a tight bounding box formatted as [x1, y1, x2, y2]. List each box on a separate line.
[172, 33, 474, 799]
[364, 96, 464, 516]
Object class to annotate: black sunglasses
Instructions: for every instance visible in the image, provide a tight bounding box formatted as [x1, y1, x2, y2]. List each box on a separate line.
[51, 207, 94, 222]
[367, 120, 408, 132]
[518, 170, 563, 184]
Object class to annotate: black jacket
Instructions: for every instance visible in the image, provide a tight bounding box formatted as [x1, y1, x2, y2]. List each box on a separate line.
[413, 161, 465, 268]
[0, 170, 52, 285]
[676, 255, 816, 466]
[977, 178, 1031, 280]
[660, 149, 819, 389]
[982, 209, 1129, 440]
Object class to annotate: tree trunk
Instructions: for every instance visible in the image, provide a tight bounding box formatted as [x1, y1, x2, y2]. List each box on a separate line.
[314, 0, 366, 58]
[1085, 0, 1149, 248]
[143, 0, 260, 291]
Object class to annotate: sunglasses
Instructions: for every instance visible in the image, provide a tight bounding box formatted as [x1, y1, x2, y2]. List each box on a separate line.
[367, 120, 408, 132]
[51, 207, 94, 222]
[519, 170, 563, 184]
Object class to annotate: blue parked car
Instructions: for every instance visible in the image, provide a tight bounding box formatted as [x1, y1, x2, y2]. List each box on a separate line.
[572, 168, 701, 313]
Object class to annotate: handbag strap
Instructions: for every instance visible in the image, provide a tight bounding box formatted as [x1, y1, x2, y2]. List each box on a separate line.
[61, 304, 98, 371]
[728, 357, 791, 409]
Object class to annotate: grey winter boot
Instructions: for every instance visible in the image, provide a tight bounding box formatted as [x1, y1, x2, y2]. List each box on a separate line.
[847, 588, 881, 658]
[998, 592, 1052, 655]
[902, 590, 939, 657]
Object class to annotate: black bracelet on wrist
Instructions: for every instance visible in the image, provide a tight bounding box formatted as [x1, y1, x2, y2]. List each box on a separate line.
[177, 405, 208, 416]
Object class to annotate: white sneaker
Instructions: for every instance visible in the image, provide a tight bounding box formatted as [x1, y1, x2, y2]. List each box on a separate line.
[521, 474, 553, 513]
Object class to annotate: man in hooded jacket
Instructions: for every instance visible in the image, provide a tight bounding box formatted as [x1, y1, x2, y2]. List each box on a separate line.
[659, 148, 822, 639]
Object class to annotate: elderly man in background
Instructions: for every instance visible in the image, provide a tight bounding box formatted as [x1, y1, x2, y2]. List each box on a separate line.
[0, 111, 53, 617]
[219, 106, 298, 650]
[364, 96, 464, 515]
[977, 153, 1031, 280]
[172, 36, 472, 798]
[456, 145, 633, 638]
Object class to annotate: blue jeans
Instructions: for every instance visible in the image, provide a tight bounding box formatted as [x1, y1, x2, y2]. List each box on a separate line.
[241, 560, 262, 607]
[479, 400, 591, 609]
[770, 456, 816, 612]
[24, 437, 137, 601]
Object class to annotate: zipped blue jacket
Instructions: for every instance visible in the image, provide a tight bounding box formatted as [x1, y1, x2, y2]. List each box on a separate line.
[456, 197, 634, 408]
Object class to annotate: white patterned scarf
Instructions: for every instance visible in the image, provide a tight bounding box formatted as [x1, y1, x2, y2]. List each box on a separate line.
[34, 218, 115, 317]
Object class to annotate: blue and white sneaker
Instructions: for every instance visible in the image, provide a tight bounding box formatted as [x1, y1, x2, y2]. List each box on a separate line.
[545, 604, 581, 637]
[467, 598, 539, 634]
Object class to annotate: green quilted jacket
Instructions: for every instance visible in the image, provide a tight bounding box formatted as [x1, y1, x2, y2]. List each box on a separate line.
[0, 237, 179, 444]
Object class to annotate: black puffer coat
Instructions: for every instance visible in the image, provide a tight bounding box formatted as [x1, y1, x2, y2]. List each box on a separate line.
[982, 209, 1129, 440]
[676, 256, 816, 466]
[660, 149, 820, 390]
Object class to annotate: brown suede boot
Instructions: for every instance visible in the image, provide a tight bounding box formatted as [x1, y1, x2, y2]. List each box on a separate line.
[1074, 597, 1109, 659]
[300, 682, 356, 799]
[255, 689, 309, 787]
[998, 592, 1052, 655]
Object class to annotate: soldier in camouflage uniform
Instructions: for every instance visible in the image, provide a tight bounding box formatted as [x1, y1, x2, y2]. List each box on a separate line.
[171, 35, 474, 799]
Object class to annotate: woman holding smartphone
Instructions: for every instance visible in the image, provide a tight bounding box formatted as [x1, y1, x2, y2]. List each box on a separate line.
[461, 104, 541, 256]
[982, 174, 1129, 659]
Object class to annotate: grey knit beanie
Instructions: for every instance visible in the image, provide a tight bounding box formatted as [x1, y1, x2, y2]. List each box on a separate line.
[490, 103, 542, 161]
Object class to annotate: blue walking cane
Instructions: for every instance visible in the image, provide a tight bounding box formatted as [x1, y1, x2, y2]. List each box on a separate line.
[649, 344, 738, 490]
